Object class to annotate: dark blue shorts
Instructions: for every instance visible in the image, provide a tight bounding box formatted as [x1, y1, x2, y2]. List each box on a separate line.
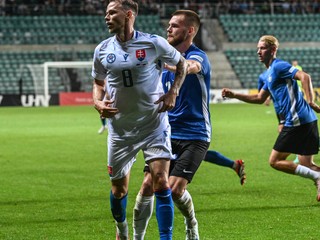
[274, 120, 319, 155]
[144, 139, 210, 183]
[169, 139, 210, 183]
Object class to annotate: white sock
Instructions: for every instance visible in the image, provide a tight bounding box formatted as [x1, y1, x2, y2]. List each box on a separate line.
[116, 219, 128, 237]
[133, 193, 154, 240]
[174, 189, 196, 228]
[295, 165, 320, 180]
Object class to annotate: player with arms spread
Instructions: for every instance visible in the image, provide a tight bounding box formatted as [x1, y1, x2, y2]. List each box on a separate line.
[92, 0, 187, 239]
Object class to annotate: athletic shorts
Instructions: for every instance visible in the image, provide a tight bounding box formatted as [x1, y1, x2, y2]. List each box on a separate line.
[144, 139, 210, 183]
[273, 120, 319, 155]
[107, 123, 172, 180]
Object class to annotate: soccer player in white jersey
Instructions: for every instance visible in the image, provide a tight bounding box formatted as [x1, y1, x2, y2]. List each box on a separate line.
[133, 10, 212, 240]
[222, 35, 320, 201]
[91, 1, 187, 239]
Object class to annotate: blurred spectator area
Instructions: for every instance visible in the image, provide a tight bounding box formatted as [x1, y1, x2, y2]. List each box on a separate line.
[1, 0, 320, 94]
[0, 1, 319, 18]
[219, 14, 320, 42]
[0, 0, 159, 16]
[225, 48, 320, 88]
[0, 15, 165, 45]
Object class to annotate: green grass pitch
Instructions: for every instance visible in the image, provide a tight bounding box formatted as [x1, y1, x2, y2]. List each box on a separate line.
[1, 104, 320, 240]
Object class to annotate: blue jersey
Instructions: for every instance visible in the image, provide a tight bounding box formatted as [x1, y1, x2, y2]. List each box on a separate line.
[262, 58, 317, 127]
[257, 70, 268, 91]
[258, 69, 283, 124]
[162, 44, 211, 142]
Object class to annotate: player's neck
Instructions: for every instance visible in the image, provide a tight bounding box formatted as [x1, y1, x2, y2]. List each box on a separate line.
[176, 41, 192, 54]
[265, 57, 276, 68]
[117, 27, 134, 42]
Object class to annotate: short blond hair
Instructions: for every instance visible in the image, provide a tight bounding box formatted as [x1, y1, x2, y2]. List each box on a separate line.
[259, 35, 279, 49]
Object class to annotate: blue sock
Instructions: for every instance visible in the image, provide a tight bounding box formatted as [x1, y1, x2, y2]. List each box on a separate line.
[110, 191, 127, 223]
[204, 150, 234, 168]
[154, 188, 174, 240]
[101, 118, 106, 126]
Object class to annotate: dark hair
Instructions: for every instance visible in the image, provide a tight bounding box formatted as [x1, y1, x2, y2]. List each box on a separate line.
[107, 0, 138, 15]
[172, 10, 200, 34]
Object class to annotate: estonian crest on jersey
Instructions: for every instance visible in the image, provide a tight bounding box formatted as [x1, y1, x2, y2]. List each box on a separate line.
[136, 49, 146, 61]
[107, 53, 116, 63]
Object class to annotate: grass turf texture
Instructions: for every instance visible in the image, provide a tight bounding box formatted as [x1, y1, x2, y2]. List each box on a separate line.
[1, 104, 319, 240]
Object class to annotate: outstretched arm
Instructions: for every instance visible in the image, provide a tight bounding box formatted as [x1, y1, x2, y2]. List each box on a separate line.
[155, 55, 187, 112]
[164, 59, 201, 75]
[222, 88, 270, 104]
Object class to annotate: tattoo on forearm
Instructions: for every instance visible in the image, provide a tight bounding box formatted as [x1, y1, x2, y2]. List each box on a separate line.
[172, 56, 187, 91]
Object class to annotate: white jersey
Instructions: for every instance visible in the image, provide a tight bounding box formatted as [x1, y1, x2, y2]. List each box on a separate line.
[92, 31, 181, 139]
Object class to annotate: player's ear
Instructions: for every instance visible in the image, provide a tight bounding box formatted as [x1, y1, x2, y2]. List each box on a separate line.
[188, 26, 195, 36]
[126, 10, 133, 19]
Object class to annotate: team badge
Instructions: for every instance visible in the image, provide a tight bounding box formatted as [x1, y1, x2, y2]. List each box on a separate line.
[136, 49, 146, 61]
[122, 54, 129, 62]
[107, 53, 116, 63]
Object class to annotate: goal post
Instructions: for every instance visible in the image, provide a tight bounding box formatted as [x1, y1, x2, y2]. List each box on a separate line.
[43, 61, 93, 106]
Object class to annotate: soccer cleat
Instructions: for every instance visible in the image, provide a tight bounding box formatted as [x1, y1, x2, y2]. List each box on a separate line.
[185, 219, 199, 240]
[98, 126, 106, 134]
[116, 232, 129, 240]
[116, 221, 129, 240]
[235, 160, 246, 185]
[315, 178, 320, 202]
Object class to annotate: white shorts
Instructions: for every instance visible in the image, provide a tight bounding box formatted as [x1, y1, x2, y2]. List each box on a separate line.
[107, 123, 172, 180]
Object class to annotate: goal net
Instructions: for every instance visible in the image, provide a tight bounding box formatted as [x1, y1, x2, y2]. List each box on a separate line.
[19, 61, 93, 106]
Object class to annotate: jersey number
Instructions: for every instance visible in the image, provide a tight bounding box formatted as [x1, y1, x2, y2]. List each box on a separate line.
[122, 69, 133, 87]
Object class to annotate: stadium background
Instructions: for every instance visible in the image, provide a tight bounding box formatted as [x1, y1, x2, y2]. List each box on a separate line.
[2, 1, 320, 239]
[0, 0, 320, 106]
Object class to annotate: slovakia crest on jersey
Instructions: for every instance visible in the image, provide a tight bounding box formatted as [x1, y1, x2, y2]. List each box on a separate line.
[136, 49, 146, 61]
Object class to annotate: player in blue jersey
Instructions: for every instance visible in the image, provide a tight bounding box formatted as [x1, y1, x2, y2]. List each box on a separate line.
[133, 10, 212, 240]
[258, 70, 284, 131]
[259, 68, 320, 166]
[222, 35, 320, 201]
[259, 70, 301, 164]
[92, 1, 187, 239]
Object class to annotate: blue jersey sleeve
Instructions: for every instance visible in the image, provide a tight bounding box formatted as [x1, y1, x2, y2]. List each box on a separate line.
[188, 50, 210, 76]
[274, 60, 298, 80]
[258, 71, 267, 91]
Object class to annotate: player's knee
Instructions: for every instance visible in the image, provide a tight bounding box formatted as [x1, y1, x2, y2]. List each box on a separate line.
[152, 172, 169, 190]
[269, 159, 278, 169]
[140, 178, 153, 196]
[112, 186, 128, 199]
[171, 187, 184, 200]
